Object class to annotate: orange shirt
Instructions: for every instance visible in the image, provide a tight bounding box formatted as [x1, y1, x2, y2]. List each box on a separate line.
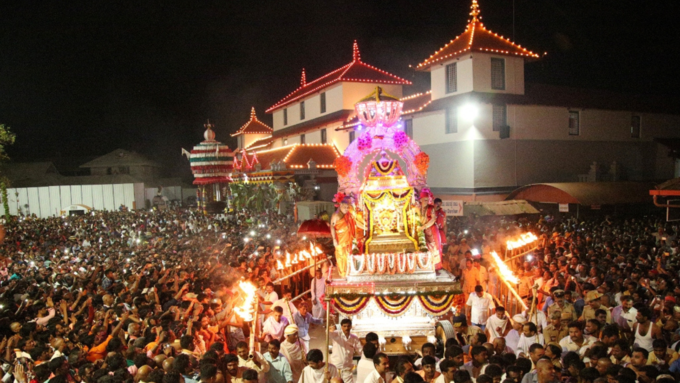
[87, 335, 112, 362]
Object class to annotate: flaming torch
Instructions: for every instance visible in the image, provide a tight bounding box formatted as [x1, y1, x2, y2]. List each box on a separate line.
[490, 251, 527, 310]
[234, 281, 258, 358]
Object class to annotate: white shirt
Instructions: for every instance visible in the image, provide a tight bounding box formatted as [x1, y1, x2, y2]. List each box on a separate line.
[462, 362, 488, 383]
[515, 333, 544, 356]
[262, 316, 289, 341]
[329, 330, 362, 369]
[466, 293, 495, 325]
[363, 369, 386, 383]
[559, 335, 597, 355]
[485, 315, 509, 342]
[238, 352, 270, 383]
[356, 356, 375, 383]
[311, 277, 326, 303]
[272, 298, 299, 324]
[505, 329, 520, 352]
[523, 310, 548, 332]
[612, 305, 637, 331]
[434, 374, 449, 383]
[260, 290, 278, 312]
[298, 364, 339, 383]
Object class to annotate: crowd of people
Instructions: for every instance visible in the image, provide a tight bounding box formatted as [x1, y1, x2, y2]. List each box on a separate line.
[0, 207, 679, 383]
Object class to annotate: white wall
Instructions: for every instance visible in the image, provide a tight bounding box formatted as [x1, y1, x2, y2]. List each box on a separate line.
[1, 183, 145, 218]
[430, 54, 525, 101]
[272, 84, 343, 130]
[512, 106, 680, 142]
[243, 133, 271, 149]
[271, 82, 403, 131]
[471, 53, 524, 95]
[413, 100, 680, 145]
[431, 56, 474, 100]
[327, 122, 351, 151]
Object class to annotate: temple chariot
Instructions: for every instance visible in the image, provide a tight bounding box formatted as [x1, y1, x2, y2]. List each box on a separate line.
[327, 87, 461, 355]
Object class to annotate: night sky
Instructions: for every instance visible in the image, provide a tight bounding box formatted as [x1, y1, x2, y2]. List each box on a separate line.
[1, 0, 679, 177]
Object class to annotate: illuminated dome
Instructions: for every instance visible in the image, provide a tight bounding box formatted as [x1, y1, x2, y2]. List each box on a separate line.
[354, 86, 403, 128]
[189, 121, 234, 185]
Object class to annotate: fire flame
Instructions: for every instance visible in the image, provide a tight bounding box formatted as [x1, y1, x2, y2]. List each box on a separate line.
[490, 251, 519, 284]
[285, 252, 291, 267]
[276, 259, 284, 270]
[506, 232, 538, 250]
[234, 281, 257, 322]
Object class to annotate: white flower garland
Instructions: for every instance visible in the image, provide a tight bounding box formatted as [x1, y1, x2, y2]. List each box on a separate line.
[417, 252, 431, 269]
[376, 253, 387, 274]
[387, 253, 395, 272]
[397, 253, 407, 273]
[407, 253, 416, 272]
[366, 253, 376, 274]
[350, 254, 365, 274]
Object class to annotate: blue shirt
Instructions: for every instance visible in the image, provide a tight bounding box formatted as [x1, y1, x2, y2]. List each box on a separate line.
[670, 358, 680, 374]
[293, 312, 323, 338]
[264, 352, 293, 383]
[573, 298, 585, 317]
[542, 297, 553, 313]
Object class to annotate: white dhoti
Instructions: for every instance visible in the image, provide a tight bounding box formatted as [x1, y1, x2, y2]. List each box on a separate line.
[312, 301, 325, 320]
[311, 277, 326, 320]
[301, 334, 311, 352]
[336, 367, 354, 383]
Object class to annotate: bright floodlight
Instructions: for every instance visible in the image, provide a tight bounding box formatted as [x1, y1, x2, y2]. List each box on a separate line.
[460, 103, 478, 121]
[471, 249, 479, 256]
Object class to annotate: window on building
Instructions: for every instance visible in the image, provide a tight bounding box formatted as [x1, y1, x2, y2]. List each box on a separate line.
[446, 63, 457, 94]
[491, 58, 506, 90]
[568, 111, 580, 136]
[445, 108, 458, 134]
[283, 138, 288, 146]
[300, 101, 305, 120]
[631, 115, 641, 138]
[446, 63, 458, 93]
[300, 134, 306, 144]
[283, 109, 288, 126]
[349, 131, 355, 143]
[405, 119, 413, 138]
[321, 128, 327, 144]
[320, 92, 326, 113]
[492, 104, 507, 132]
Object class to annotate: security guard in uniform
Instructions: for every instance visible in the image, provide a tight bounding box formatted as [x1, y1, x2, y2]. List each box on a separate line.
[579, 290, 612, 324]
[547, 290, 576, 322]
[543, 310, 569, 346]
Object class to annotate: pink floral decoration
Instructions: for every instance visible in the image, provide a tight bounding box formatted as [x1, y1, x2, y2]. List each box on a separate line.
[357, 133, 372, 151]
[393, 131, 408, 149]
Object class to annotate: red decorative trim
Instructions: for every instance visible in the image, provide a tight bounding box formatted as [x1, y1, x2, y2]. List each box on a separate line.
[267, 42, 411, 113]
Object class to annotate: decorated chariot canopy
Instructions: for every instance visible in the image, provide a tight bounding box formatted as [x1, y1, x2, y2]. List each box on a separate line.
[334, 87, 429, 196]
[186, 121, 234, 185]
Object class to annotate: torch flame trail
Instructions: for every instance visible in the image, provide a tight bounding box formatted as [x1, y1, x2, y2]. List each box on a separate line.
[490, 251, 519, 284]
[234, 281, 257, 322]
[490, 251, 527, 310]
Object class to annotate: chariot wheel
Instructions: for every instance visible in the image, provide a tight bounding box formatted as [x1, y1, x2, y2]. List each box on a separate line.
[435, 320, 455, 358]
